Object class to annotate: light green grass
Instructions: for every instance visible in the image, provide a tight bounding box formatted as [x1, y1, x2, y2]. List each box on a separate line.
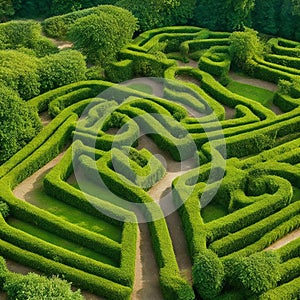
[201, 203, 228, 223]
[226, 80, 275, 107]
[7, 218, 118, 266]
[25, 184, 122, 243]
[127, 83, 153, 94]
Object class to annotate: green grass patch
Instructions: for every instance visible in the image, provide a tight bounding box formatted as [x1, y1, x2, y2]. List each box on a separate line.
[7, 218, 118, 266]
[24, 184, 122, 243]
[126, 83, 153, 94]
[226, 80, 274, 107]
[201, 203, 228, 223]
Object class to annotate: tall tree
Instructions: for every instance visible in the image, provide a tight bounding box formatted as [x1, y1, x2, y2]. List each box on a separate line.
[0, 0, 15, 21]
[192, 0, 255, 31]
[0, 85, 41, 164]
[116, 0, 196, 32]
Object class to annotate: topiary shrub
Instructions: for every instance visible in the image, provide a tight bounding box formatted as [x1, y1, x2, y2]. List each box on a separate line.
[39, 50, 87, 93]
[4, 273, 83, 300]
[0, 256, 8, 289]
[226, 251, 281, 295]
[0, 85, 41, 164]
[0, 50, 40, 100]
[67, 6, 137, 65]
[192, 250, 225, 299]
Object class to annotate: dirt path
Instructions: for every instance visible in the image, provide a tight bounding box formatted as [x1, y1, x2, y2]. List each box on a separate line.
[135, 134, 195, 294]
[39, 111, 52, 127]
[229, 71, 278, 92]
[132, 223, 164, 300]
[265, 228, 300, 251]
[13, 146, 69, 200]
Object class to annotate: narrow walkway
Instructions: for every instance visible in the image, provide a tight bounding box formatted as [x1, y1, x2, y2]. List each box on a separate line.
[132, 223, 164, 300]
[229, 71, 278, 92]
[265, 228, 300, 251]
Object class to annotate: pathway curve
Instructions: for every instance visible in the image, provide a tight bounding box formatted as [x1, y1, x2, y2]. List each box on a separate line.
[265, 228, 300, 251]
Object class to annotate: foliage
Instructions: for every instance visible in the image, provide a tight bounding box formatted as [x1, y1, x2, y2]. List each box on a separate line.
[116, 0, 196, 31]
[0, 201, 9, 218]
[0, 256, 8, 289]
[228, 252, 281, 294]
[0, 0, 15, 21]
[229, 28, 264, 72]
[0, 20, 57, 57]
[67, 6, 137, 65]
[0, 85, 41, 164]
[4, 273, 83, 300]
[0, 50, 40, 100]
[192, 0, 255, 31]
[192, 250, 224, 299]
[38, 50, 87, 93]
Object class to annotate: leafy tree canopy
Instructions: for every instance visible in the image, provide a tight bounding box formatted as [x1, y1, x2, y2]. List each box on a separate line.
[0, 84, 41, 164]
[4, 272, 83, 300]
[68, 6, 137, 65]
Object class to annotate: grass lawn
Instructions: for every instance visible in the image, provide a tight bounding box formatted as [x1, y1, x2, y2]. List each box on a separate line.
[127, 83, 153, 94]
[201, 203, 228, 223]
[226, 80, 275, 107]
[7, 218, 118, 266]
[25, 184, 122, 243]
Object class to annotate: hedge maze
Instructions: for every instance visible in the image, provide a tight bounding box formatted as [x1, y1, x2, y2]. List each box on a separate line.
[0, 26, 300, 299]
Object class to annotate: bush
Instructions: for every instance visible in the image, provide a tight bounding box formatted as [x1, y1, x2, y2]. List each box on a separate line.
[0, 202, 9, 219]
[0, 256, 8, 289]
[227, 252, 281, 294]
[68, 6, 137, 65]
[192, 250, 224, 299]
[0, 50, 40, 100]
[0, 85, 41, 164]
[4, 273, 83, 300]
[39, 50, 87, 93]
[229, 27, 264, 72]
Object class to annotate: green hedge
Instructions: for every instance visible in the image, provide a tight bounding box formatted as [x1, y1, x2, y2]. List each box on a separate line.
[78, 151, 194, 299]
[0, 238, 132, 299]
[105, 60, 133, 83]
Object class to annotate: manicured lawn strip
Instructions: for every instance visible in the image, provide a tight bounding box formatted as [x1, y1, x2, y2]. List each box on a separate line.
[7, 218, 117, 266]
[226, 81, 274, 107]
[126, 83, 153, 94]
[201, 203, 228, 223]
[25, 183, 122, 243]
[0, 238, 132, 299]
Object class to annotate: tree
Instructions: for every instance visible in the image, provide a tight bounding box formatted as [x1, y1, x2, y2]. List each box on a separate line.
[116, 0, 196, 32]
[229, 27, 264, 72]
[192, 0, 255, 31]
[0, 50, 40, 99]
[0, 85, 41, 164]
[0, 0, 15, 21]
[68, 6, 137, 65]
[4, 273, 83, 300]
[251, 0, 279, 35]
[39, 50, 87, 92]
[192, 250, 224, 299]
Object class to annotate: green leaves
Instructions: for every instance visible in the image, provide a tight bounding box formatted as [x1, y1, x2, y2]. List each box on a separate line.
[68, 6, 137, 65]
[0, 85, 41, 164]
[4, 273, 83, 300]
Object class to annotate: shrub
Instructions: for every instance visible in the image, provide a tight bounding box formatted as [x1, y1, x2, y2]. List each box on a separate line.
[192, 250, 224, 300]
[68, 6, 137, 65]
[39, 50, 87, 93]
[229, 27, 264, 72]
[4, 273, 83, 300]
[227, 252, 281, 294]
[0, 85, 41, 164]
[0, 202, 9, 219]
[0, 256, 8, 289]
[0, 50, 40, 100]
